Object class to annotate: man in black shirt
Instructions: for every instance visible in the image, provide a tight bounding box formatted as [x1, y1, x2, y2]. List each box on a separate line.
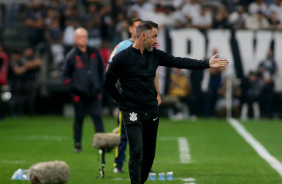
[104, 21, 229, 184]
[62, 28, 105, 152]
[10, 47, 42, 116]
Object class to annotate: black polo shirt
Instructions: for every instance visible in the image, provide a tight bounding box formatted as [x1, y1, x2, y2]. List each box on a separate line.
[104, 45, 210, 114]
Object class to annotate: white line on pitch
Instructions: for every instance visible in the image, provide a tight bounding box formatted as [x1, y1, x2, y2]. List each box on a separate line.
[177, 177, 196, 182]
[228, 118, 282, 177]
[12, 135, 70, 140]
[0, 160, 29, 164]
[178, 137, 191, 164]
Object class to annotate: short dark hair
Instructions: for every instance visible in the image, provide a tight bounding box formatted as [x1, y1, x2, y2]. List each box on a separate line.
[129, 18, 143, 26]
[136, 21, 158, 38]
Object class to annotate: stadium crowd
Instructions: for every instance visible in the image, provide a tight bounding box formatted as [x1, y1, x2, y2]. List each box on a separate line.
[0, 0, 281, 119]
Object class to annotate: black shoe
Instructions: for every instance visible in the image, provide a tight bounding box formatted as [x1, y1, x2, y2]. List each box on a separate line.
[74, 143, 81, 153]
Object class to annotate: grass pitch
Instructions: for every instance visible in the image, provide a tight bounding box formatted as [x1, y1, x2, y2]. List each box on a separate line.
[0, 116, 282, 184]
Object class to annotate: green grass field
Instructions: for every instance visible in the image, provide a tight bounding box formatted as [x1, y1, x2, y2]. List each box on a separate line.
[1, 116, 282, 184]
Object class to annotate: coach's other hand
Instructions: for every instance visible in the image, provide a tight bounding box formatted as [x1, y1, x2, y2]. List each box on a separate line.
[209, 53, 229, 68]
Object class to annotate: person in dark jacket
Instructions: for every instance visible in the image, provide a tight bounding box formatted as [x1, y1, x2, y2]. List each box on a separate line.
[62, 28, 105, 153]
[104, 21, 229, 184]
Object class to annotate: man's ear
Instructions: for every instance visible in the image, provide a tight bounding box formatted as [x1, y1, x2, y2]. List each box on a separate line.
[141, 33, 146, 41]
[128, 26, 133, 34]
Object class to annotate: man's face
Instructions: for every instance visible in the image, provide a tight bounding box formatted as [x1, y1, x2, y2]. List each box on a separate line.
[144, 28, 158, 52]
[129, 21, 141, 39]
[24, 48, 34, 58]
[75, 30, 88, 47]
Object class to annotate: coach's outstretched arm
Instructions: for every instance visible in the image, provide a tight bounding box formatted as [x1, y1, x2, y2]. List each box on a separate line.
[209, 53, 229, 68]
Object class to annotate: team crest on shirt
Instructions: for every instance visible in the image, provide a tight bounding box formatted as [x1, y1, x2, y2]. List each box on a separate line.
[129, 112, 137, 121]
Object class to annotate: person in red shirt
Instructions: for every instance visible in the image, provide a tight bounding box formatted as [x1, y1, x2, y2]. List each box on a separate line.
[0, 43, 9, 119]
[0, 43, 8, 86]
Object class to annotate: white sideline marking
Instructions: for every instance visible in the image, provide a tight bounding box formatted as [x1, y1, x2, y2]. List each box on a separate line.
[1, 160, 28, 164]
[178, 177, 196, 182]
[228, 118, 282, 177]
[178, 137, 191, 164]
[12, 135, 69, 140]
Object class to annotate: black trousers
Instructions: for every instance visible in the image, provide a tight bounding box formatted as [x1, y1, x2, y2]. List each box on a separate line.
[72, 93, 105, 145]
[122, 110, 159, 184]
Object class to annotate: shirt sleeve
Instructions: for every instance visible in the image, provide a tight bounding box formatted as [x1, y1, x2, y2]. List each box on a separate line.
[108, 45, 119, 63]
[104, 54, 123, 103]
[108, 44, 125, 63]
[157, 49, 210, 70]
[62, 53, 73, 85]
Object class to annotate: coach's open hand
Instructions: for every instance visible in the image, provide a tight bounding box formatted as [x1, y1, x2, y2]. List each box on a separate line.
[209, 53, 229, 68]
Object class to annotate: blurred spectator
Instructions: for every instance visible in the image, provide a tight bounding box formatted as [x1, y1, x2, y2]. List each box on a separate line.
[99, 41, 111, 67]
[99, 41, 114, 115]
[163, 5, 186, 28]
[8, 50, 22, 117]
[62, 17, 79, 54]
[127, 0, 155, 19]
[142, 4, 166, 28]
[0, 44, 9, 119]
[190, 5, 212, 30]
[44, 8, 58, 28]
[45, 16, 64, 73]
[190, 69, 204, 116]
[173, 0, 185, 9]
[25, 0, 45, 47]
[169, 68, 194, 119]
[62, 1, 83, 53]
[43, 0, 65, 10]
[267, 0, 282, 22]
[10, 47, 42, 116]
[182, 0, 201, 25]
[0, 43, 8, 87]
[170, 5, 187, 28]
[222, 0, 240, 13]
[215, 75, 241, 118]
[240, 71, 263, 120]
[213, 3, 230, 29]
[100, 6, 115, 42]
[269, 12, 282, 29]
[4, 3, 19, 35]
[83, 3, 102, 47]
[202, 49, 225, 117]
[112, 12, 128, 45]
[228, 5, 248, 29]
[257, 49, 278, 117]
[245, 11, 270, 30]
[248, 0, 268, 14]
[63, 0, 85, 18]
[267, 0, 275, 4]
[112, 0, 129, 19]
[169, 69, 191, 98]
